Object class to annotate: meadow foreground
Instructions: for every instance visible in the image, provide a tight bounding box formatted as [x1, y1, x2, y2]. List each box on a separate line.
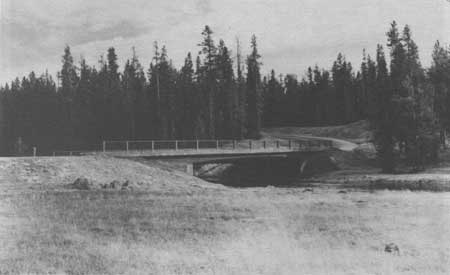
[0, 156, 449, 274]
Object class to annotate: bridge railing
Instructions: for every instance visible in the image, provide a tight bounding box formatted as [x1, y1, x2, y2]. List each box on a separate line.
[51, 139, 333, 156]
[102, 139, 333, 153]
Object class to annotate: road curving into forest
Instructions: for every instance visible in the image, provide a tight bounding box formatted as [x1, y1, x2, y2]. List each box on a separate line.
[261, 132, 358, 152]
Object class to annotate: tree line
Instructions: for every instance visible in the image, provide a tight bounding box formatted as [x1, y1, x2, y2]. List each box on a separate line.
[1, 22, 450, 173]
[263, 21, 450, 172]
[0, 26, 262, 154]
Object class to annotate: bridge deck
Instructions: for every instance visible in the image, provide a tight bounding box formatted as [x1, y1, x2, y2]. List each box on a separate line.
[53, 139, 333, 157]
[96, 147, 329, 158]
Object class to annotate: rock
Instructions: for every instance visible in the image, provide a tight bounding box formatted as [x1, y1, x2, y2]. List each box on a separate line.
[109, 180, 121, 189]
[72, 177, 93, 190]
[385, 243, 400, 255]
[121, 180, 134, 191]
[303, 188, 314, 193]
[318, 226, 327, 232]
[338, 190, 348, 194]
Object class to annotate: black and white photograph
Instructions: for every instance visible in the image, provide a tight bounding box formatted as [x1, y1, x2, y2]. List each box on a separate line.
[1, 0, 450, 274]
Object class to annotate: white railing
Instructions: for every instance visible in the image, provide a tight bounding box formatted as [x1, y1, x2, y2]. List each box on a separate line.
[51, 139, 333, 156]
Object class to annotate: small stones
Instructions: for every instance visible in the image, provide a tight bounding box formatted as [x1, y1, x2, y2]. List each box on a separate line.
[72, 178, 144, 191]
[71, 177, 93, 190]
[121, 180, 135, 191]
[109, 180, 121, 189]
[318, 226, 328, 232]
[385, 243, 400, 255]
[101, 180, 139, 191]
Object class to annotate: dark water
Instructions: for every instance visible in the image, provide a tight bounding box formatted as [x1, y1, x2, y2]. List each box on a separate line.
[195, 155, 337, 188]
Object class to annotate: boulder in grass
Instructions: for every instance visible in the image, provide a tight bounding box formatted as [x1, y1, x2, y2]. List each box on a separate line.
[72, 177, 93, 190]
[109, 180, 121, 189]
[385, 243, 400, 255]
[121, 180, 134, 191]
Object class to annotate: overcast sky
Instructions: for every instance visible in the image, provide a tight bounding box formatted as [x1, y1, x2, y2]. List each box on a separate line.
[1, 0, 449, 84]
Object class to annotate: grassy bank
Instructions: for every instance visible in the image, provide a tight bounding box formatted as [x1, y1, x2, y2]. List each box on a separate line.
[1, 152, 450, 274]
[1, 186, 449, 274]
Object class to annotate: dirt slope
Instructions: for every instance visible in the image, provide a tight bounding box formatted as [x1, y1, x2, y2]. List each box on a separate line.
[0, 156, 217, 193]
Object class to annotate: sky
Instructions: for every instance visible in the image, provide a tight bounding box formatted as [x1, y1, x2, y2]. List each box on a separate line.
[1, 0, 449, 84]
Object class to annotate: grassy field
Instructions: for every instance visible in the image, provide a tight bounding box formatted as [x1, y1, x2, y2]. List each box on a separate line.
[1, 179, 449, 274]
[1, 125, 450, 274]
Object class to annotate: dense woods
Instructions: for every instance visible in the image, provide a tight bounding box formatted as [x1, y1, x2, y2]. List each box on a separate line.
[1, 22, 450, 172]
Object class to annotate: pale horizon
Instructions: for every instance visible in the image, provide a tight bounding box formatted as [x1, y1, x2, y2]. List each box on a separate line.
[1, 0, 450, 85]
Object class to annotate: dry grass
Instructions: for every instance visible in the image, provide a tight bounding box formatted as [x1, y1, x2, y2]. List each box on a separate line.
[1, 155, 450, 274]
[0, 156, 215, 192]
[1, 186, 449, 274]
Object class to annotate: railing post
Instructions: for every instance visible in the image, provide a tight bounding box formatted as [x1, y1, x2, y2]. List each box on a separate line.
[33, 147, 37, 157]
[249, 140, 252, 150]
[216, 140, 219, 149]
[151, 141, 155, 151]
[196, 140, 199, 150]
[289, 140, 292, 149]
[175, 140, 179, 151]
[276, 140, 280, 149]
[263, 140, 266, 149]
[233, 140, 236, 150]
[53, 152, 56, 157]
[103, 141, 106, 152]
[126, 141, 129, 152]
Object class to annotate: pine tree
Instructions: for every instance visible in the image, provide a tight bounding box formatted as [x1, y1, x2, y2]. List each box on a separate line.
[73, 58, 95, 146]
[177, 52, 197, 138]
[198, 25, 218, 138]
[123, 48, 147, 139]
[246, 35, 262, 138]
[284, 74, 300, 125]
[313, 67, 332, 125]
[235, 37, 247, 138]
[387, 21, 407, 97]
[59, 46, 79, 147]
[430, 41, 450, 147]
[332, 53, 355, 124]
[193, 54, 208, 138]
[372, 44, 396, 172]
[263, 70, 283, 127]
[60, 46, 78, 98]
[358, 49, 369, 118]
[401, 25, 438, 169]
[364, 55, 377, 120]
[216, 40, 235, 138]
[106, 47, 127, 139]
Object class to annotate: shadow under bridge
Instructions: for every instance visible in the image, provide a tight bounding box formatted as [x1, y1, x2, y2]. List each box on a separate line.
[188, 150, 338, 187]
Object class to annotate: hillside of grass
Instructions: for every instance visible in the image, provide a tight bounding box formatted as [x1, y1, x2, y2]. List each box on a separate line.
[0, 156, 215, 193]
